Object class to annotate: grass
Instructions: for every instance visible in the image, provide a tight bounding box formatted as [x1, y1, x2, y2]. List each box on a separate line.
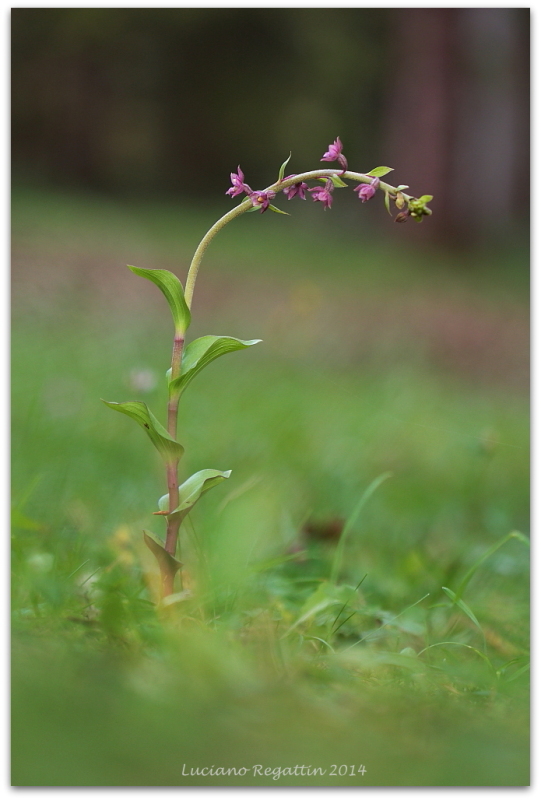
[11, 186, 529, 786]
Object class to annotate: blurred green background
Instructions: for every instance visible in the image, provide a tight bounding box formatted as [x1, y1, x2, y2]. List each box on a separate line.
[12, 8, 529, 787]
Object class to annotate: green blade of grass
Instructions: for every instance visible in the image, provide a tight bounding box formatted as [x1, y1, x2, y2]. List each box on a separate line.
[329, 472, 392, 586]
[304, 636, 335, 653]
[417, 641, 495, 674]
[454, 530, 529, 601]
[504, 662, 530, 683]
[441, 586, 482, 631]
[343, 593, 430, 651]
[330, 574, 367, 636]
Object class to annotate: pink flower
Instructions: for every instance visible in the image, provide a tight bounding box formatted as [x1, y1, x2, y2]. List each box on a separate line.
[321, 137, 348, 172]
[226, 166, 252, 198]
[283, 175, 308, 200]
[321, 137, 343, 162]
[250, 189, 276, 213]
[309, 179, 334, 209]
[354, 177, 380, 203]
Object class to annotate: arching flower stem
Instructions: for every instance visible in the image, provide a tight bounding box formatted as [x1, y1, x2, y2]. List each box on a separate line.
[183, 169, 415, 310]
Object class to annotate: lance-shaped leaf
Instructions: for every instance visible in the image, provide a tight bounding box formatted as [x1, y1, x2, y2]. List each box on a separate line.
[102, 400, 184, 462]
[268, 204, 290, 215]
[157, 468, 231, 519]
[143, 530, 182, 575]
[367, 166, 394, 178]
[127, 265, 191, 334]
[168, 335, 261, 397]
[277, 152, 292, 182]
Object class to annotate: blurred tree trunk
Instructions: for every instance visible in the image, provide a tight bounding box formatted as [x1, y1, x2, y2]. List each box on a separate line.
[384, 8, 529, 245]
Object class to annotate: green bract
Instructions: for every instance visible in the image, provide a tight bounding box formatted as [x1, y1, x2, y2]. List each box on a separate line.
[277, 152, 292, 182]
[319, 174, 348, 188]
[407, 195, 433, 221]
[157, 469, 231, 518]
[168, 335, 261, 397]
[367, 166, 394, 178]
[128, 265, 191, 335]
[102, 400, 184, 462]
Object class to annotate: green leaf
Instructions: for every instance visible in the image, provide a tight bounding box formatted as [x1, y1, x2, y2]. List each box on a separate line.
[418, 195, 433, 203]
[158, 469, 231, 517]
[442, 586, 482, 631]
[283, 582, 356, 637]
[127, 266, 191, 334]
[169, 335, 261, 397]
[143, 530, 182, 574]
[396, 184, 409, 191]
[367, 166, 394, 178]
[277, 152, 292, 182]
[318, 174, 348, 188]
[268, 204, 290, 215]
[143, 528, 168, 551]
[102, 400, 184, 462]
[384, 191, 391, 215]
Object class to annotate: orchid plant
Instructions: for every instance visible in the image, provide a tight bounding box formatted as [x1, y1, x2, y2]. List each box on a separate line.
[104, 138, 432, 599]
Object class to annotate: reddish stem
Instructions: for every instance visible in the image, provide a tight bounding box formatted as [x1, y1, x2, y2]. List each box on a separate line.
[159, 333, 185, 594]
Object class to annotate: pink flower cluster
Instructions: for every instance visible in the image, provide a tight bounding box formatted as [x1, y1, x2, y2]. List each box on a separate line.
[225, 139, 383, 214]
[225, 166, 276, 213]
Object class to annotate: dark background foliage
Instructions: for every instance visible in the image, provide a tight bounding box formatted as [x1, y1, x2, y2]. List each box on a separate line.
[12, 7, 529, 245]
